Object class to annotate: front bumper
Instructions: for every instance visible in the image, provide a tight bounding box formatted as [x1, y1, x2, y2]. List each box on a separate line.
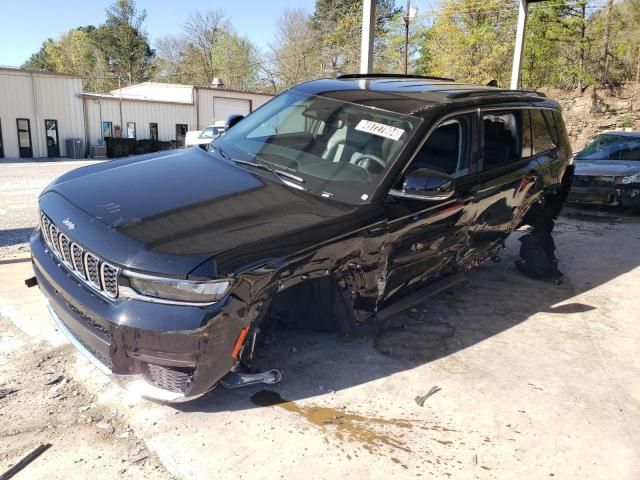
[47, 304, 196, 402]
[568, 184, 640, 207]
[31, 232, 247, 402]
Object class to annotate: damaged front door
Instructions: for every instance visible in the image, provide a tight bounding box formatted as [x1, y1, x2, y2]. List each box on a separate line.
[380, 114, 477, 306]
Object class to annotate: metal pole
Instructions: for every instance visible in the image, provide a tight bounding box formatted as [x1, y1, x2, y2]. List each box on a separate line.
[404, 0, 410, 75]
[510, 0, 528, 89]
[360, 0, 376, 74]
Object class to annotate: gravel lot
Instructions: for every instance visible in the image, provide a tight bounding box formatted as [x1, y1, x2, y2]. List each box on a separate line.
[0, 160, 101, 259]
[1, 159, 639, 479]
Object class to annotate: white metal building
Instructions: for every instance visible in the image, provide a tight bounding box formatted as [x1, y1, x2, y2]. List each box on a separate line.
[0, 67, 85, 158]
[0, 68, 273, 159]
[82, 82, 273, 149]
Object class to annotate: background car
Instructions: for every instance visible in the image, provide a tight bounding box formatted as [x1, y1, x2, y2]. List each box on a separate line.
[569, 131, 640, 207]
[184, 121, 226, 149]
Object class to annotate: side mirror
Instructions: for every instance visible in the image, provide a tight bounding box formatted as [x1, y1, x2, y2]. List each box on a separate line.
[226, 114, 245, 130]
[390, 168, 455, 201]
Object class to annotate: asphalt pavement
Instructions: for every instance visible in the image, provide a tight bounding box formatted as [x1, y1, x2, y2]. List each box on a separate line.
[0, 160, 101, 259]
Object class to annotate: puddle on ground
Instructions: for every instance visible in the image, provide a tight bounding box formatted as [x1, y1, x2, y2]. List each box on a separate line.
[251, 390, 415, 454]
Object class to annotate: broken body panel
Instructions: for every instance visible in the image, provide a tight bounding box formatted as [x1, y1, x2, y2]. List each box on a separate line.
[30, 77, 573, 401]
[569, 132, 640, 207]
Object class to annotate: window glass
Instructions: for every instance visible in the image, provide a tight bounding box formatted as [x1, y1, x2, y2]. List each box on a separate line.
[127, 122, 136, 139]
[482, 112, 520, 169]
[577, 134, 640, 161]
[102, 121, 113, 139]
[213, 90, 420, 205]
[248, 102, 325, 137]
[530, 110, 555, 154]
[408, 117, 471, 177]
[541, 110, 559, 145]
[149, 123, 158, 141]
[552, 111, 572, 159]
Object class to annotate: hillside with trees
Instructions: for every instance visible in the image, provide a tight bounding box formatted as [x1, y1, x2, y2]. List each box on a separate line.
[23, 0, 640, 93]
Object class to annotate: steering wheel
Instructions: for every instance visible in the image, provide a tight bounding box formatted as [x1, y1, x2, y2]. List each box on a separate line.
[353, 154, 386, 174]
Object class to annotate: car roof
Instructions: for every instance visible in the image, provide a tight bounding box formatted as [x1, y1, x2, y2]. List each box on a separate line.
[292, 75, 557, 117]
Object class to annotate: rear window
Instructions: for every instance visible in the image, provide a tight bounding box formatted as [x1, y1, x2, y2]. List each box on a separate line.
[552, 111, 572, 159]
[530, 110, 557, 154]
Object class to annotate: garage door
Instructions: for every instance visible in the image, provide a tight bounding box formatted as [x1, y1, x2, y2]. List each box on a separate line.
[213, 98, 251, 123]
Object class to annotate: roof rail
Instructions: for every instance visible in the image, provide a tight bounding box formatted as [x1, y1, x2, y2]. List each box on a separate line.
[447, 89, 547, 99]
[335, 73, 455, 82]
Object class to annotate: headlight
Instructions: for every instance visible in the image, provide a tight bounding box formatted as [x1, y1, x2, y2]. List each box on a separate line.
[621, 173, 640, 184]
[126, 272, 233, 304]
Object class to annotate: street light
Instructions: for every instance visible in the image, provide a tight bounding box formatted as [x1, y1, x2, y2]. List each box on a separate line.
[404, 1, 418, 75]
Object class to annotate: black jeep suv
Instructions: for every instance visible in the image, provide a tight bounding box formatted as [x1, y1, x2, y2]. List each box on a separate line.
[30, 74, 573, 401]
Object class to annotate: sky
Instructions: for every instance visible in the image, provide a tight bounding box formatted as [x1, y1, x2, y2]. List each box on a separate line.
[0, 0, 316, 67]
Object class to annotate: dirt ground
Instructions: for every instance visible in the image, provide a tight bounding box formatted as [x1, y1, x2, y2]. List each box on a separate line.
[1, 206, 639, 479]
[0, 312, 176, 479]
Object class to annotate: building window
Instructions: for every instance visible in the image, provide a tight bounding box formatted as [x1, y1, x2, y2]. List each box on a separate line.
[176, 124, 187, 147]
[150, 123, 158, 142]
[102, 121, 113, 139]
[127, 122, 136, 139]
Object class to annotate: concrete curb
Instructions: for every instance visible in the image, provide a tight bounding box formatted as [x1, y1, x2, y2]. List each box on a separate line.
[0, 255, 31, 265]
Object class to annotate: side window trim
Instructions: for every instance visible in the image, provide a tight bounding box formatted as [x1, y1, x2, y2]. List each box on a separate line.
[439, 119, 464, 174]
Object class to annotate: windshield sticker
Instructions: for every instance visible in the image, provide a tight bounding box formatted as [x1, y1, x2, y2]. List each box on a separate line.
[355, 120, 405, 141]
[360, 194, 369, 201]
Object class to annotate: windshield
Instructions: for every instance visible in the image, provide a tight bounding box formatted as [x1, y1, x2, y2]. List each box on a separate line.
[577, 134, 640, 161]
[211, 90, 421, 204]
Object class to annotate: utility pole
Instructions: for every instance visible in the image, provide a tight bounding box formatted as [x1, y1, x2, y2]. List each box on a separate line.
[403, 1, 417, 75]
[360, 0, 376, 74]
[404, 0, 410, 74]
[510, 0, 529, 89]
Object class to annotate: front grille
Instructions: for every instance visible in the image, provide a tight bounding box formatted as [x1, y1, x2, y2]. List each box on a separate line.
[144, 364, 192, 393]
[40, 212, 119, 300]
[85, 253, 101, 288]
[573, 175, 617, 188]
[59, 234, 72, 265]
[71, 243, 86, 279]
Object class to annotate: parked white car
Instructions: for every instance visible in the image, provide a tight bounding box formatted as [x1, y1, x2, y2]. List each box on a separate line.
[185, 122, 226, 149]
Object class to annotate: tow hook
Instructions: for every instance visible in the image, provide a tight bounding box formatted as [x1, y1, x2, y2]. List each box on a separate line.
[25, 276, 38, 288]
[220, 369, 283, 389]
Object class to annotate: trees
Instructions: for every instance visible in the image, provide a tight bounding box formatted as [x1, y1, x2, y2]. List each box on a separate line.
[152, 9, 260, 90]
[311, 0, 402, 75]
[414, 0, 640, 90]
[21, 0, 152, 91]
[418, 0, 517, 86]
[263, 8, 324, 91]
[92, 0, 154, 86]
[21, 0, 640, 94]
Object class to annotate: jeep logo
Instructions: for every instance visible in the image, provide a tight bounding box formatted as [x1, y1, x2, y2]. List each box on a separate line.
[62, 218, 76, 230]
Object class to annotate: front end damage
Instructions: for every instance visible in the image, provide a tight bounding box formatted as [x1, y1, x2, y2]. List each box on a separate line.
[568, 174, 640, 207]
[30, 226, 287, 402]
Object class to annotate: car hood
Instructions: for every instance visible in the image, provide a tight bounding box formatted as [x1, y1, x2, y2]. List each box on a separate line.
[573, 159, 640, 177]
[44, 148, 369, 275]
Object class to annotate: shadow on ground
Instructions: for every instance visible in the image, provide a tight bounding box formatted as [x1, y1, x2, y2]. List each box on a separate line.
[0, 228, 34, 248]
[174, 206, 638, 414]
